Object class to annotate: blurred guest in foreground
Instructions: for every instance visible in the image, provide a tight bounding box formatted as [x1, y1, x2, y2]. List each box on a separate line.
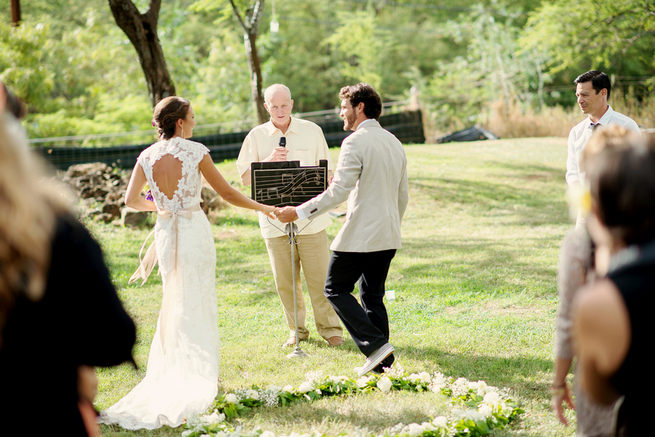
[573, 128, 655, 436]
[551, 126, 638, 436]
[0, 83, 136, 436]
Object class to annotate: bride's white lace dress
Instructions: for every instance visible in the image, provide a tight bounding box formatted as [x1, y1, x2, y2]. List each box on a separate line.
[100, 137, 219, 429]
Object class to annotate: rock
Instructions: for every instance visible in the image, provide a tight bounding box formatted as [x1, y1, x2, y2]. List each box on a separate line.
[200, 186, 228, 224]
[65, 162, 113, 179]
[102, 203, 122, 219]
[121, 207, 150, 227]
[98, 213, 115, 223]
[60, 161, 129, 223]
[60, 162, 229, 227]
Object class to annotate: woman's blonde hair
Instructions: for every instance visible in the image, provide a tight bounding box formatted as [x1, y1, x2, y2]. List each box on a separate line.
[0, 109, 71, 333]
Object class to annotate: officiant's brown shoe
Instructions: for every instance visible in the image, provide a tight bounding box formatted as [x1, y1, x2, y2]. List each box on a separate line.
[327, 336, 344, 347]
[282, 336, 308, 347]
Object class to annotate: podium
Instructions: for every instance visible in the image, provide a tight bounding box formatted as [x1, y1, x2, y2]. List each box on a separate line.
[251, 160, 328, 358]
[251, 159, 328, 207]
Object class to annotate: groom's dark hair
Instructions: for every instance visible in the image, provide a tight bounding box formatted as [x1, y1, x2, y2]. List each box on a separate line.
[339, 83, 382, 120]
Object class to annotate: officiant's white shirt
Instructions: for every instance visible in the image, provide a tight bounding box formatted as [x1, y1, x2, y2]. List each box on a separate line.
[236, 117, 333, 238]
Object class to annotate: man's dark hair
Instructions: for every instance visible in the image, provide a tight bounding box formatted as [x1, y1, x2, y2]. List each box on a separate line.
[574, 70, 611, 100]
[339, 83, 382, 120]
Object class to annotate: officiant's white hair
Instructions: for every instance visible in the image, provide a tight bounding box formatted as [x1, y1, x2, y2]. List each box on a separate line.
[264, 84, 292, 104]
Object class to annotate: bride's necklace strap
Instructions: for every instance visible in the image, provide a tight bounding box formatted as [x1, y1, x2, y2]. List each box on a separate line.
[128, 204, 203, 286]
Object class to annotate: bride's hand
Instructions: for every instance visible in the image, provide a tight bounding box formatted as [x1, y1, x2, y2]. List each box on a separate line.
[261, 204, 276, 219]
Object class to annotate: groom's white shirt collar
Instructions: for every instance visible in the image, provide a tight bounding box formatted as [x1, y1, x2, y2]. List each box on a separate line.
[356, 118, 376, 130]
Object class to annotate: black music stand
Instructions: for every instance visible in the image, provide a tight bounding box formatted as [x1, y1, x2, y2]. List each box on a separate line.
[251, 160, 328, 358]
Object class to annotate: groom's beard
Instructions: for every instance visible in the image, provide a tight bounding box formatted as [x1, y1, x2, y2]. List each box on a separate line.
[342, 112, 356, 131]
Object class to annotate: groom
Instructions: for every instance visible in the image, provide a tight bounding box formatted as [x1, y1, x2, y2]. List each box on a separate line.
[276, 83, 408, 375]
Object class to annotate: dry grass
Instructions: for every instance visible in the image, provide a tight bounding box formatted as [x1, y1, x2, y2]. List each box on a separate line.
[481, 99, 579, 138]
[479, 92, 655, 139]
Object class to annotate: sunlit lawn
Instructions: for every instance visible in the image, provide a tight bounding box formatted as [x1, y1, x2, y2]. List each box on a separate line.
[91, 137, 576, 436]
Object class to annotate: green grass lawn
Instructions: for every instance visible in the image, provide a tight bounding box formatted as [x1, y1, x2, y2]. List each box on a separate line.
[92, 137, 575, 436]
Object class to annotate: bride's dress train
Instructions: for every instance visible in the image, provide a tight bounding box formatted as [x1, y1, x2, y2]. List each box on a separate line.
[100, 137, 219, 429]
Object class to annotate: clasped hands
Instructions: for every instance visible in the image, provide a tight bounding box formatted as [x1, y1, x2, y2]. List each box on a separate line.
[273, 206, 298, 223]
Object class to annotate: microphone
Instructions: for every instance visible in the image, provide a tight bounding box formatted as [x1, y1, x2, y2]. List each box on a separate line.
[279, 136, 286, 148]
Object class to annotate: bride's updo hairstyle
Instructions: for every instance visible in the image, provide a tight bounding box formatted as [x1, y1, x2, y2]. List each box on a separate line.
[152, 96, 190, 140]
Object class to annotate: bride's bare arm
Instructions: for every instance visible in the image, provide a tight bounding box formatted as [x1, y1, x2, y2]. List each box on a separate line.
[198, 154, 274, 216]
[125, 163, 157, 211]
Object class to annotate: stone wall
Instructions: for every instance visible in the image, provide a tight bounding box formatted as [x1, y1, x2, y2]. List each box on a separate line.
[61, 162, 227, 226]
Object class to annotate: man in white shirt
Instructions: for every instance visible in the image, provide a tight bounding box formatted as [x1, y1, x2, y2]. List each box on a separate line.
[566, 70, 640, 226]
[236, 84, 343, 348]
[567, 70, 640, 187]
[276, 83, 409, 376]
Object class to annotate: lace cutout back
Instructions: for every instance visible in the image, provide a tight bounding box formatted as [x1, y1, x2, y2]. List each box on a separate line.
[152, 155, 183, 200]
[138, 137, 209, 213]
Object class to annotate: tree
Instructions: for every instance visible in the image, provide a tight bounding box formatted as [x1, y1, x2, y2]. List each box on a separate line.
[227, 0, 266, 123]
[108, 0, 176, 106]
[419, 4, 548, 130]
[521, 0, 655, 91]
[192, 0, 267, 123]
[10, 0, 21, 26]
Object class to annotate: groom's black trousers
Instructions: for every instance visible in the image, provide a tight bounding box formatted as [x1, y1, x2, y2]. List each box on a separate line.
[324, 249, 396, 357]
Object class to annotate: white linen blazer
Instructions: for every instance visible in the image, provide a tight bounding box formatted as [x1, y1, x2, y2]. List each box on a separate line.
[297, 119, 409, 252]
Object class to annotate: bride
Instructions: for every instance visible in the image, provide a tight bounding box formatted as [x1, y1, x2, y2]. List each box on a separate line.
[99, 96, 274, 430]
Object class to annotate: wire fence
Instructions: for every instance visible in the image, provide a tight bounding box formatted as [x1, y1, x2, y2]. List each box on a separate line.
[28, 101, 410, 148]
[33, 103, 424, 170]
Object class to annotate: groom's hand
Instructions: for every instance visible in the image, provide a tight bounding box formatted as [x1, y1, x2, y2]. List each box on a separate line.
[276, 206, 298, 223]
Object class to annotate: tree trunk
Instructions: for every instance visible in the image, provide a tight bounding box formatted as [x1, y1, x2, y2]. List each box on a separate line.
[244, 30, 267, 123]
[10, 0, 21, 26]
[108, 0, 175, 107]
[230, 0, 267, 124]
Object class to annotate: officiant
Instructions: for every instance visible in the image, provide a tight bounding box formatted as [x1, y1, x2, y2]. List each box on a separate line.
[236, 84, 344, 348]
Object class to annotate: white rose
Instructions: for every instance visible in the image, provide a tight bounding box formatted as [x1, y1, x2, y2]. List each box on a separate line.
[465, 410, 485, 422]
[473, 380, 488, 395]
[406, 423, 425, 436]
[298, 381, 313, 393]
[224, 393, 239, 404]
[204, 411, 225, 424]
[478, 404, 492, 417]
[260, 431, 276, 437]
[483, 391, 501, 406]
[408, 373, 420, 383]
[247, 389, 259, 400]
[432, 416, 448, 428]
[377, 376, 392, 392]
[429, 373, 447, 392]
[418, 372, 431, 384]
[356, 376, 371, 388]
[283, 384, 294, 393]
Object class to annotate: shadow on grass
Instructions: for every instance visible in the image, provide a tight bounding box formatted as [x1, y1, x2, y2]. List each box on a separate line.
[410, 175, 569, 226]
[398, 236, 559, 297]
[486, 160, 564, 180]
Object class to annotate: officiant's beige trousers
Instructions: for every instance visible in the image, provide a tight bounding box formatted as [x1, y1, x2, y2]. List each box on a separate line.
[264, 230, 343, 340]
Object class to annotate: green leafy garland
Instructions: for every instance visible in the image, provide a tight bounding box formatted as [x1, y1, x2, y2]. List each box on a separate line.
[182, 366, 523, 437]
